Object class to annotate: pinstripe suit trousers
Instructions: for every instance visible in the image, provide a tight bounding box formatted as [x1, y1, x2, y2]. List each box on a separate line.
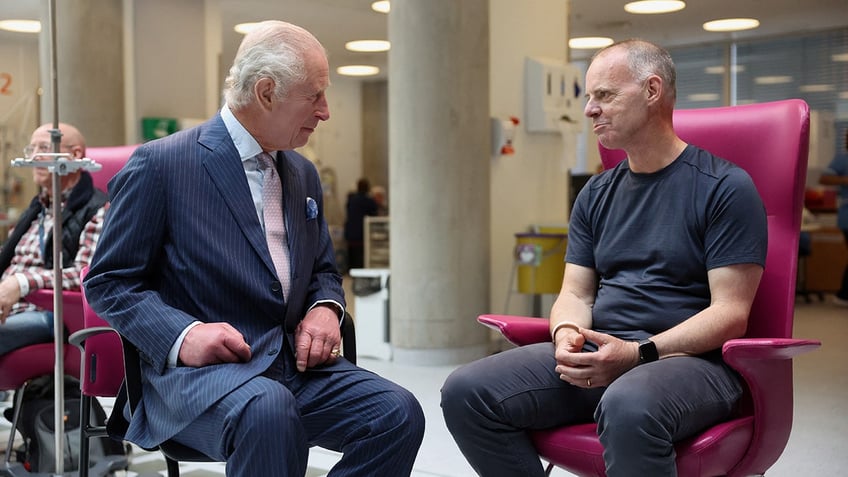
[171, 343, 425, 476]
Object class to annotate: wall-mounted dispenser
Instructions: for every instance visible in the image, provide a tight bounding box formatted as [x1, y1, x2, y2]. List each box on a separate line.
[524, 57, 583, 134]
[492, 116, 520, 156]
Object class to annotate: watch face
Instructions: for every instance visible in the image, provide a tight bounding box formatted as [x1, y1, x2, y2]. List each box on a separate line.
[639, 339, 658, 363]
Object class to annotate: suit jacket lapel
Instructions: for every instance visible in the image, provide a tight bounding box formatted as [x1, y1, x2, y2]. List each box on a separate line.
[199, 117, 276, 277]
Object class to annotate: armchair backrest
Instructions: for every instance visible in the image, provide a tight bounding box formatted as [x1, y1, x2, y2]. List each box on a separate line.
[86, 144, 138, 194]
[600, 99, 810, 339]
[78, 267, 126, 398]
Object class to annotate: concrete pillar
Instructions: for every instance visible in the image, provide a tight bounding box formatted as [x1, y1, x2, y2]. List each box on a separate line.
[388, 0, 491, 365]
[39, 0, 124, 146]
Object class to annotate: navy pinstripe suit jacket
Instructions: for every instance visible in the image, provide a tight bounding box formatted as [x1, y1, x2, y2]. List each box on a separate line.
[83, 114, 345, 448]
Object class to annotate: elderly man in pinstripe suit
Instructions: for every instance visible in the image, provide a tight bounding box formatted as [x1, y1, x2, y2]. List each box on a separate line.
[84, 20, 424, 477]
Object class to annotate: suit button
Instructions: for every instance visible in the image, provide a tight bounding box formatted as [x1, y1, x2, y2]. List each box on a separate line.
[270, 281, 281, 292]
[267, 348, 279, 356]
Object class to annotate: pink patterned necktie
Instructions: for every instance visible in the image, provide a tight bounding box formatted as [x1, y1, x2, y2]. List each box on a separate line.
[257, 152, 291, 299]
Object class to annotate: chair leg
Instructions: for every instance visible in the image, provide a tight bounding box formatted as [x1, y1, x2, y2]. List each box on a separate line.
[3, 385, 26, 466]
[78, 395, 92, 477]
[165, 456, 180, 477]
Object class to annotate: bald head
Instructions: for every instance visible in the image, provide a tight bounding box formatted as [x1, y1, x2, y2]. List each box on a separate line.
[593, 39, 677, 108]
[28, 122, 87, 193]
[30, 122, 86, 153]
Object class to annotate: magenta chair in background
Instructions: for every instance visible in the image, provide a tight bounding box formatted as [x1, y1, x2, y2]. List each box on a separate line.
[479, 99, 821, 477]
[0, 312, 83, 474]
[0, 144, 136, 474]
[67, 268, 129, 477]
[85, 144, 138, 193]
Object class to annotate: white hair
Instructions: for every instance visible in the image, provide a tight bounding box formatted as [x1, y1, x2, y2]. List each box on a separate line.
[223, 20, 325, 109]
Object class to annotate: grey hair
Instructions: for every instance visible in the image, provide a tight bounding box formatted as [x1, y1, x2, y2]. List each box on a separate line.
[223, 20, 325, 109]
[595, 39, 677, 106]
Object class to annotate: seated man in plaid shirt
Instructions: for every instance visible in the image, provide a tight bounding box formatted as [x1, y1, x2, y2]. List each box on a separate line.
[0, 122, 107, 357]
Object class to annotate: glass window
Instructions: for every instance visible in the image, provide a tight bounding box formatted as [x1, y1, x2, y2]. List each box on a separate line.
[671, 44, 728, 109]
[669, 27, 848, 153]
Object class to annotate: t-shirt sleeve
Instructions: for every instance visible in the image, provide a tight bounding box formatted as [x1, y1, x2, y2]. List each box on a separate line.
[704, 168, 768, 270]
[565, 177, 597, 269]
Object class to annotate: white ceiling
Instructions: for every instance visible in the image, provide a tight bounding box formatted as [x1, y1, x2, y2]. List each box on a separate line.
[3, 0, 848, 75]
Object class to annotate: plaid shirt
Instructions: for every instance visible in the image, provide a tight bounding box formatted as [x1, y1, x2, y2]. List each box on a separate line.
[1, 188, 106, 314]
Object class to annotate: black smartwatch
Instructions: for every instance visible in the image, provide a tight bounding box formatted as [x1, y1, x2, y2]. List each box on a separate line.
[638, 338, 659, 364]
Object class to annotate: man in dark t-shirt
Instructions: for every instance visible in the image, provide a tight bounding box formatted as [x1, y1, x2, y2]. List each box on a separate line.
[569, 145, 766, 342]
[442, 40, 767, 477]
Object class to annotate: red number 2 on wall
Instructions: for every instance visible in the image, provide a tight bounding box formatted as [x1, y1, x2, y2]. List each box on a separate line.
[0, 73, 12, 95]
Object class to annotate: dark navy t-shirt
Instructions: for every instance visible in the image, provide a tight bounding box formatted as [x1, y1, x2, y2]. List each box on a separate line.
[566, 145, 767, 342]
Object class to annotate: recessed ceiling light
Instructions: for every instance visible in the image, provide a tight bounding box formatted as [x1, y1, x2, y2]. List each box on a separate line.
[704, 65, 746, 74]
[703, 18, 760, 32]
[371, 1, 390, 14]
[624, 1, 686, 14]
[687, 93, 720, 102]
[0, 19, 41, 33]
[345, 40, 391, 52]
[337, 65, 380, 77]
[799, 84, 835, 93]
[686, 93, 721, 102]
[569, 37, 614, 50]
[754, 75, 792, 85]
[832, 53, 848, 62]
[234, 22, 260, 35]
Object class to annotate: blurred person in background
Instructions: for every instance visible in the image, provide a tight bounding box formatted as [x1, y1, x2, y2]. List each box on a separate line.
[344, 177, 378, 269]
[819, 128, 848, 307]
[0, 122, 107, 358]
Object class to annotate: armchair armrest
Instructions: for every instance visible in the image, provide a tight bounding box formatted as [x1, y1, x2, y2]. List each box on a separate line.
[25, 288, 83, 310]
[477, 314, 551, 346]
[68, 326, 118, 351]
[721, 337, 821, 477]
[25, 289, 86, 334]
[722, 337, 821, 362]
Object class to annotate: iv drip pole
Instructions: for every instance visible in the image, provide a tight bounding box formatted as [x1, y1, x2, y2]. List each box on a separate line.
[9, 0, 101, 473]
[47, 1, 66, 472]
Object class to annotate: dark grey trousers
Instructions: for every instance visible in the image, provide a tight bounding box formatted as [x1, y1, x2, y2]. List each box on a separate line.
[441, 342, 743, 476]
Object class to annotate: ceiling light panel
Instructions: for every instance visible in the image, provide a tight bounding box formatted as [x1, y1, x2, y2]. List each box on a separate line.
[624, 1, 686, 14]
[754, 75, 792, 85]
[337, 65, 380, 77]
[687, 93, 720, 101]
[799, 84, 835, 93]
[234, 22, 260, 34]
[703, 18, 760, 32]
[346, 40, 391, 52]
[0, 19, 41, 33]
[569, 37, 614, 49]
[371, 1, 390, 14]
[704, 65, 746, 74]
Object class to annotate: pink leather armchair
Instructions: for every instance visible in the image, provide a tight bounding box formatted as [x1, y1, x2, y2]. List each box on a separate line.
[86, 144, 138, 193]
[479, 99, 821, 477]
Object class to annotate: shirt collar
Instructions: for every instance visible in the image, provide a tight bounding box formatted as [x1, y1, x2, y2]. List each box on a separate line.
[220, 103, 276, 165]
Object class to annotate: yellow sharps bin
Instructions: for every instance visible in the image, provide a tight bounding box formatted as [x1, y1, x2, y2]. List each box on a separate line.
[514, 229, 568, 295]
